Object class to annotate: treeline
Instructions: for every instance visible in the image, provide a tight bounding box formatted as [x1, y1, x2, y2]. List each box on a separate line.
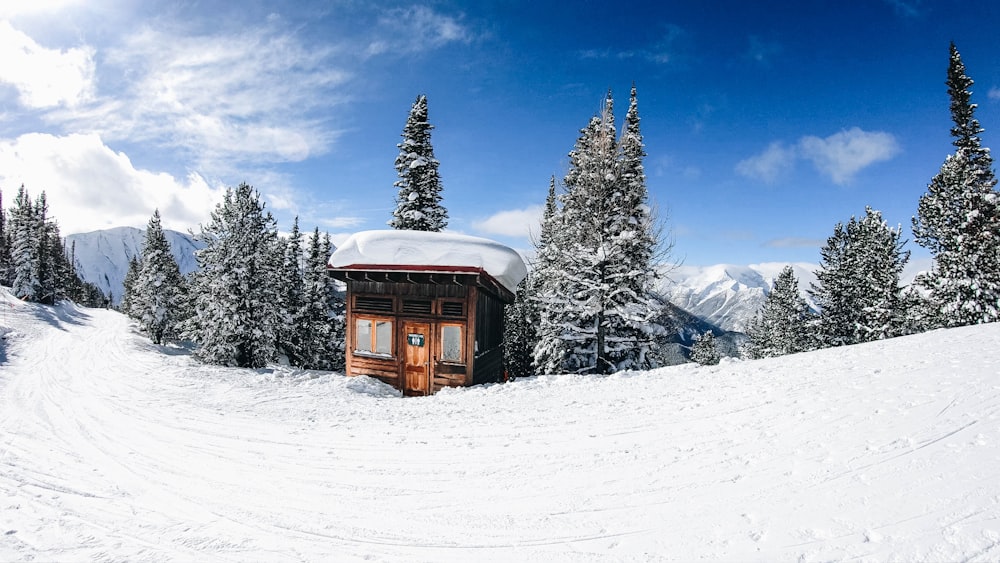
[0, 185, 105, 307]
[744, 43, 1000, 360]
[121, 183, 346, 370]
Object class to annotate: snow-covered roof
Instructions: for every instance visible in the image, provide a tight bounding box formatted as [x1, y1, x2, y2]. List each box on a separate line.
[328, 230, 527, 294]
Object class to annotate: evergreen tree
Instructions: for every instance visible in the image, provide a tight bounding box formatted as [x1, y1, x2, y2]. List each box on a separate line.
[9, 186, 40, 300]
[279, 217, 305, 365]
[503, 275, 535, 380]
[810, 207, 910, 347]
[389, 94, 448, 231]
[322, 232, 346, 370]
[533, 88, 663, 375]
[744, 265, 812, 359]
[531, 176, 571, 374]
[185, 183, 283, 368]
[0, 188, 9, 286]
[913, 43, 1000, 327]
[131, 210, 187, 344]
[690, 331, 721, 366]
[121, 255, 141, 316]
[296, 227, 343, 370]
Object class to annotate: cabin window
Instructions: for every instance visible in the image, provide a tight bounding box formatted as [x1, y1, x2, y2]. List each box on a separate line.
[355, 318, 393, 357]
[440, 324, 463, 363]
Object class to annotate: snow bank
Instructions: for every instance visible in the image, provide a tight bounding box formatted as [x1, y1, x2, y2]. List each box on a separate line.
[328, 229, 527, 293]
[2, 291, 1000, 561]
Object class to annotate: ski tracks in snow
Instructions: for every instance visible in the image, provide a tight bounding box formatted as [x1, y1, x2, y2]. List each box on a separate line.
[1, 295, 1000, 561]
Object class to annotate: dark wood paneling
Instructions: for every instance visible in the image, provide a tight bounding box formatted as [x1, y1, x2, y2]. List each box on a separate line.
[473, 347, 504, 385]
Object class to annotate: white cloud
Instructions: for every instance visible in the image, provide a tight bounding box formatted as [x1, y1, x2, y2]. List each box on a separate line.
[0, 133, 225, 234]
[738, 128, 900, 185]
[474, 205, 544, 240]
[735, 141, 796, 183]
[989, 87, 1000, 101]
[799, 128, 900, 185]
[49, 22, 350, 174]
[368, 6, 472, 56]
[0, 21, 95, 108]
[0, 0, 84, 18]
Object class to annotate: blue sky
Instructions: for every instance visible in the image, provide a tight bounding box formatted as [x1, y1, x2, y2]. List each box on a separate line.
[1, 0, 998, 266]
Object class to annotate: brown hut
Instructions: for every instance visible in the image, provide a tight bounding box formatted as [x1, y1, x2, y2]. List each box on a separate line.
[327, 230, 527, 396]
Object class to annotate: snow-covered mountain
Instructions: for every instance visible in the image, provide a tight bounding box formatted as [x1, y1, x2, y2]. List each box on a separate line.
[661, 258, 933, 333]
[661, 262, 819, 333]
[66, 226, 202, 303]
[2, 287, 998, 561]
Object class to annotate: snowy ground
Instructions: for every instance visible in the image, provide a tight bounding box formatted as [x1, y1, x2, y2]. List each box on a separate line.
[1, 289, 999, 562]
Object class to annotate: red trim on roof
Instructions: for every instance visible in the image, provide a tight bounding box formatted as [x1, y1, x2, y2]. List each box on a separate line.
[331, 263, 487, 275]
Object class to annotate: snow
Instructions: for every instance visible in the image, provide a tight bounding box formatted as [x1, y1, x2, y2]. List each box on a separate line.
[329, 230, 527, 294]
[3, 287, 1000, 561]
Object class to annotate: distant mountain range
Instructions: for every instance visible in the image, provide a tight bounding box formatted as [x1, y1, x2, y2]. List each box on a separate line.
[659, 263, 819, 333]
[67, 227, 202, 304]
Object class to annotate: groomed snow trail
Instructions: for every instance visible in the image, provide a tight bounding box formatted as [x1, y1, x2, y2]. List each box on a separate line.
[1, 292, 999, 561]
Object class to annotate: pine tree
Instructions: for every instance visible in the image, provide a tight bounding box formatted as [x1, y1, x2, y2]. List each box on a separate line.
[810, 207, 910, 347]
[533, 88, 664, 375]
[131, 210, 187, 344]
[297, 227, 343, 370]
[744, 265, 812, 359]
[279, 217, 305, 365]
[531, 176, 572, 374]
[389, 94, 448, 231]
[690, 331, 721, 366]
[9, 186, 40, 300]
[185, 183, 283, 368]
[503, 275, 535, 380]
[121, 255, 141, 316]
[913, 43, 1000, 327]
[0, 188, 9, 286]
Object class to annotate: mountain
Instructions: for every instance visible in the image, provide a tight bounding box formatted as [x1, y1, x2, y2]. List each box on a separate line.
[660, 262, 819, 333]
[66, 226, 202, 304]
[661, 258, 934, 334]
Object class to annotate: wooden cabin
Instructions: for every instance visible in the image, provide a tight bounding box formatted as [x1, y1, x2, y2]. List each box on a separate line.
[327, 230, 527, 396]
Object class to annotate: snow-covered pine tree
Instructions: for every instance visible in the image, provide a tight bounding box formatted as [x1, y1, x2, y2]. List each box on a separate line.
[744, 265, 812, 359]
[913, 43, 1000, 327]
[185, 183, 283, 368]
[605, 84, 662, 370]
[121, 255, 141, 316]
[0, 188, 9, 286]
[278, 217, 305, 365]
[690, 331, 721, 366]
[295, 227, 342, 370]
[535, 88, 664, 375]
[810, 207, 910, 347]
[389, 94, 447, 232]
[131, 210, 187, 344]
[9, 185, 40, 301]
[531, 176, 572, 374]
[503, 275, 535, 380]
[322, 232, 346, 369]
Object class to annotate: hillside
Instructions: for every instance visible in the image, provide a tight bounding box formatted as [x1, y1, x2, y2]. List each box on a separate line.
[1, 289, 998, 561]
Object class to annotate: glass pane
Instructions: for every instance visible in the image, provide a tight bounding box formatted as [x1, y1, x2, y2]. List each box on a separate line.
[355, 319, 372, 352]
[375, 321, 393, 355]
[442, 325, 462, 362]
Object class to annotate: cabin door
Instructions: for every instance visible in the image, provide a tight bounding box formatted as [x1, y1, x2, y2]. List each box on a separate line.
[403, 321, 431, 396]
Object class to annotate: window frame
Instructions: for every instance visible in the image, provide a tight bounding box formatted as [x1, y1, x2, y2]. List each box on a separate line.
[353, 315, 395, 359]
[438, 322, 465, 364]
